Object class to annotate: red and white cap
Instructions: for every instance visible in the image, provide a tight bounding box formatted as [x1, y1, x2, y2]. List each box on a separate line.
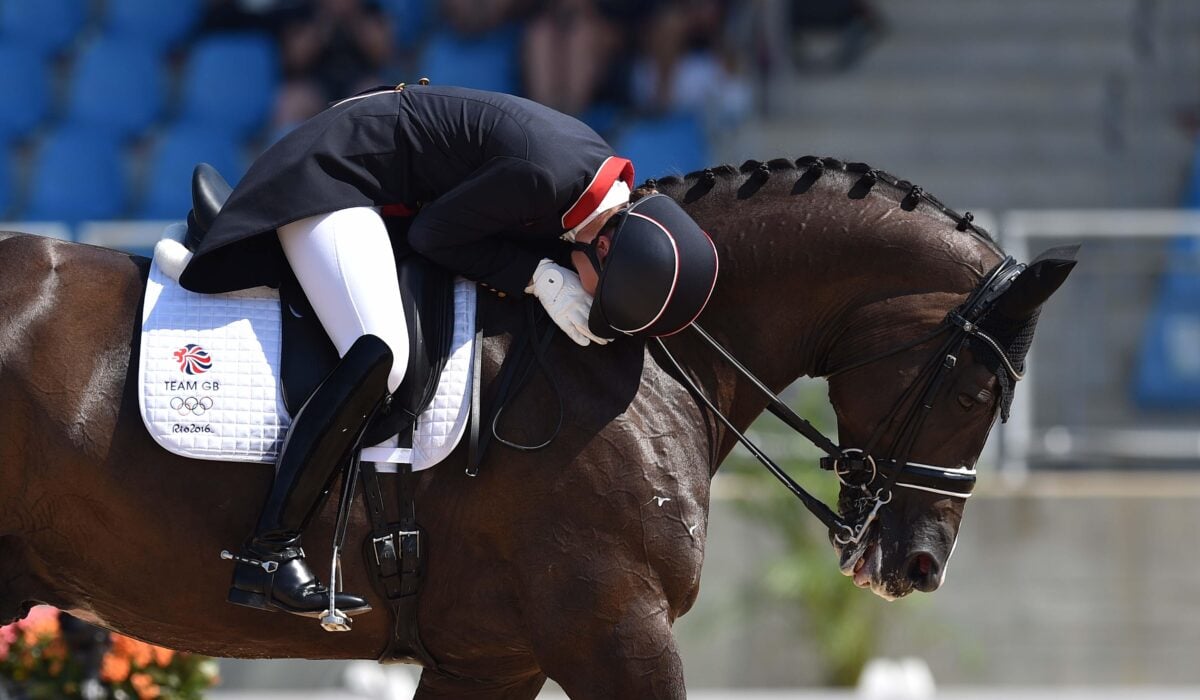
[561, 156, 635, 241]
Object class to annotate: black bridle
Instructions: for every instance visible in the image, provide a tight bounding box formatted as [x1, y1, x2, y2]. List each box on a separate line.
[654, 257, 1026, 545]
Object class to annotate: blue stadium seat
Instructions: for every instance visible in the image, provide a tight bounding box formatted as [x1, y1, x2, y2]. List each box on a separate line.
[138, 126, 243, 220]
[1184, 137, 1200, 208]
[1132, 143, 1200, 408]
[178, 33, 279, 138]
[0, 44, 50, 143]
[101, 0, 202, 52]
[0, 0, 87, 56]
[378, 0, 432, 49]
[611, 113, 709, 180]
[24, 128, 127, 224]
[0, 148, 12, 218]
[417, 27, 519, 94]
[579, 102, 621, 140]
[64, 40, 165, 140]
[1133, 286, 1200, 409]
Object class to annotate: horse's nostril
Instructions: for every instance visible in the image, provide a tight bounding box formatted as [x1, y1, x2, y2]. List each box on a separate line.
[905, 551, 941, 592]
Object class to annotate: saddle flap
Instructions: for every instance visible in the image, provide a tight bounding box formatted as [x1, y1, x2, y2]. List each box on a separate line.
[280, 250, 456, 446]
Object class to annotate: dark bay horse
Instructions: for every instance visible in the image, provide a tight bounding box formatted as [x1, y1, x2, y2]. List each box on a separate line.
[0, 157, 1074, 698]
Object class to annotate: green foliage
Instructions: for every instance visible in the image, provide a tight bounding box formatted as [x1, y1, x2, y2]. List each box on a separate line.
[724, 378, 891, 686]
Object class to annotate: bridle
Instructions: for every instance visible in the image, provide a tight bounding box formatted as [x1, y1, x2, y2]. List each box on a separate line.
[654, 256, 1026, 546]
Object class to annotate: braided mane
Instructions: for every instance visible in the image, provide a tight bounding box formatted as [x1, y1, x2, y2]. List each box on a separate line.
[638, 156, 997, 246]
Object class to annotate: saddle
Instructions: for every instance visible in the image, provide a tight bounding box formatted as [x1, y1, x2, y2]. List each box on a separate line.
[187, 164, 454, 447]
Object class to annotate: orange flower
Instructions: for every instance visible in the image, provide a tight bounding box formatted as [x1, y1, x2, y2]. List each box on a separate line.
[100, 651, 132, 683]
[111, 633, 155, 667]
[20, 606, 59, 645]
[151, 645, 175, 667]
[42, 638, 67, 662]
[130, 672, 161, 700]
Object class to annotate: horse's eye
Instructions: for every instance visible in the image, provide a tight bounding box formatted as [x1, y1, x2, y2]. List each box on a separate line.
[958, 388, 993, 409]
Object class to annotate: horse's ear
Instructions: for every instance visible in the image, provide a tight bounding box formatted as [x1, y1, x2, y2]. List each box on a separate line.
[993, 244, 1080, 320]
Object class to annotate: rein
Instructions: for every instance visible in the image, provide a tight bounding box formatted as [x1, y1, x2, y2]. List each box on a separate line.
[655, 257, 1025, 544]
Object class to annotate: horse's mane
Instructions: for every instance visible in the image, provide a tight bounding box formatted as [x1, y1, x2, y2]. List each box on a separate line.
[638, 156, 998, 248]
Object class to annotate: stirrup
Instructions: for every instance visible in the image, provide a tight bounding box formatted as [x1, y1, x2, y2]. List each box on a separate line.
[320, 544, 352, 632]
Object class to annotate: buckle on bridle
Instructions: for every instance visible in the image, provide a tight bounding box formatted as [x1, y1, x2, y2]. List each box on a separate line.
[823, 449, 877, 490]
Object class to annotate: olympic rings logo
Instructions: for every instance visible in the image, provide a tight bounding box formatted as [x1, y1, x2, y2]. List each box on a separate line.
[171, 396, 214, 416]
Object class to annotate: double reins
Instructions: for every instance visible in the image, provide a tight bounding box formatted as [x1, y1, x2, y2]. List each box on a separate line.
[654, 257, 1025, 543]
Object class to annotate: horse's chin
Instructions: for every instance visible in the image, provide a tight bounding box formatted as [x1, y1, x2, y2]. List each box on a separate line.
[836, 537, 905, 602]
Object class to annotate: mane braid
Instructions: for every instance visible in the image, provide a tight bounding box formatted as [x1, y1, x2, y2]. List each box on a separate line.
[642, 155, 996, 245]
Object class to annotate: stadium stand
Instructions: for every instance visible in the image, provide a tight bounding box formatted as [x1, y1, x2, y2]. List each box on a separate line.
[137, 125, 244, 221]
[177, 33, 279, 139]
[63, 39, 166, 140]
[0, 44, 51, 144]
[0, 0, 88, 56]
[1134, 139, 1200, 409]
[0, 149, 11, 218]
[24, 127, 127, 224]
[0, 0, 727, 234]
[100, 0, 203, 53]
[611, 113, 710, 180]
[416, 26, 521, 94]
[379, 0, 434, 50]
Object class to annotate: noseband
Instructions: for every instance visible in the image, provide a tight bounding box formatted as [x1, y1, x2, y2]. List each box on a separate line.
[655, 257, 1025, 545]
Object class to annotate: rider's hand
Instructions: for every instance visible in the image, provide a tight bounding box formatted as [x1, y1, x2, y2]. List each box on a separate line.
[525, 259, 609, 347]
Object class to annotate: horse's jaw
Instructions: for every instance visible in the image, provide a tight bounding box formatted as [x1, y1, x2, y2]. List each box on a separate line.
[836, 532, 894, 601]
[841, 540, 901, 602]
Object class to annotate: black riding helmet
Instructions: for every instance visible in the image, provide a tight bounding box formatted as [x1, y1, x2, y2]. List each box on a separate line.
[574, 193, 719, 338]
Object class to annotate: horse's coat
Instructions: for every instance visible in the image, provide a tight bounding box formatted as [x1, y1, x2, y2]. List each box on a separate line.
[0, 159, 1071, 698]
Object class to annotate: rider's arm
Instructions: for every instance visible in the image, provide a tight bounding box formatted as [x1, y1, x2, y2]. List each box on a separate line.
[406, 156, 559, 297]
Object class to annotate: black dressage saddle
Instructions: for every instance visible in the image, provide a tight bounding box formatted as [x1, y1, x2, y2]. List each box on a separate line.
[185, 163, 456, 447]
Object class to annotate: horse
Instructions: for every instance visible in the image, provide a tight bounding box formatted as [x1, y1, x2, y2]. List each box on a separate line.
[0, 156, 1075, 698]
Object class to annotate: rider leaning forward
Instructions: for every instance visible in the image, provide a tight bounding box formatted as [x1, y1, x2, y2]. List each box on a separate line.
[179, 83, 718, 621]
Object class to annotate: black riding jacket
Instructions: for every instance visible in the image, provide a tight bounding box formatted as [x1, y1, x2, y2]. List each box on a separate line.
[179, 85, 634, 296]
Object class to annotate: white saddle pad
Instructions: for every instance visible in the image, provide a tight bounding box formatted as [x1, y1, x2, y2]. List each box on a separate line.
[138, 224, 476, 472]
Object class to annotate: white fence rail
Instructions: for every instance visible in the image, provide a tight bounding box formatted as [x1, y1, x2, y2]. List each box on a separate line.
[999, 210, 1200, 479]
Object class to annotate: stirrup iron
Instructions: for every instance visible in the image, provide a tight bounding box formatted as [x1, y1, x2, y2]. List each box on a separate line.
[319, 545, 351, 632]
[321, 450, 363, 632]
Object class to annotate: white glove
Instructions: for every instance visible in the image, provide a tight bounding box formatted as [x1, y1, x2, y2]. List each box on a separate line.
[525, 259, 609, 346]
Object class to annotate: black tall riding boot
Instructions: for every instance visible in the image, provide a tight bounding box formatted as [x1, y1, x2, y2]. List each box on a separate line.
[225, 334, 393, 619]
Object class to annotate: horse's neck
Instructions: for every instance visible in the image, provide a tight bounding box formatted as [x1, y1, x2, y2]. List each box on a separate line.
[673, 179, 997, 439]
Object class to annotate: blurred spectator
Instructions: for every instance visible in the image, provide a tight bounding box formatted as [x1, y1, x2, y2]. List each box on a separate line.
[440, 0, 536, 37]
[788, 0, 884, 71]
[58, 612, 110, 700]
[626, 0, 751, 123]
[523, 0, 623, 116]
[273, 0, 395, 132]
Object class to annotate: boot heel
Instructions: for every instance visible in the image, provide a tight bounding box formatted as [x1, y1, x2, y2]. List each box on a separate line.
[228, 588, 273, 611]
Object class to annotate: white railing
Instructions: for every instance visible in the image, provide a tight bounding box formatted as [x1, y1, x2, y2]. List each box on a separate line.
[999, 210, 1200, 481]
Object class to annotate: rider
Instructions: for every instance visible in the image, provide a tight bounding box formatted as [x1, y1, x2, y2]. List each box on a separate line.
[178, 83, 717, 622]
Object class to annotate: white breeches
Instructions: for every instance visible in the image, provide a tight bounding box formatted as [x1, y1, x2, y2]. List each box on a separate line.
[277, 207, 408, 393]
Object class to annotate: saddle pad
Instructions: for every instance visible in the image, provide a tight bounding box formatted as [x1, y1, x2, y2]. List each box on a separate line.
[139, 228, 476, 471]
